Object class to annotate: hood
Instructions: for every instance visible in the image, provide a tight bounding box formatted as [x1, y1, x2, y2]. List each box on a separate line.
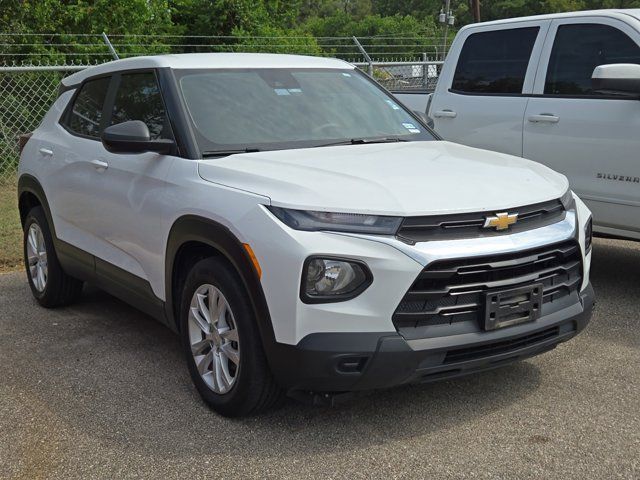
[197, 141, 569, 216]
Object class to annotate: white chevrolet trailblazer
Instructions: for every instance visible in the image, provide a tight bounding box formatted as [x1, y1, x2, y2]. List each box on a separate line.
[18, 54, 594, 416]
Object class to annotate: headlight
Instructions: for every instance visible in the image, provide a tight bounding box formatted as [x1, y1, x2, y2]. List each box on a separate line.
[268, 206, 402, 235]
[301, 257, 372, 303]
[585, 216, 593, 252]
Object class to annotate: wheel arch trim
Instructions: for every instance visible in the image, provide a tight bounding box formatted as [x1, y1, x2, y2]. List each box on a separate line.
[17, 175, 54, 232]
[165, 215, 278, 355]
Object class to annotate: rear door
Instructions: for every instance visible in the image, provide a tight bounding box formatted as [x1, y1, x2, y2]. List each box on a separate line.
[52, 75, 112, 260]
[430, 21, 550, 156]
[523, 16, 640, 237]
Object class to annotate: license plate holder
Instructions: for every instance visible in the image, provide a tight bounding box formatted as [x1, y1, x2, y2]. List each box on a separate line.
[484, 283, 543, 331]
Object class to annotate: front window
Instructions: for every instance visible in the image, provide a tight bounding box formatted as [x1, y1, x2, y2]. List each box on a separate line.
[174, 68, 435, 155]
[110, 72, 173, 140]
[545, 23, 640, 96]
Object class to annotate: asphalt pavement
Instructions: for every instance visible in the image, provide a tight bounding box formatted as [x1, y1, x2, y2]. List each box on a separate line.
[1, 237, 638, 479]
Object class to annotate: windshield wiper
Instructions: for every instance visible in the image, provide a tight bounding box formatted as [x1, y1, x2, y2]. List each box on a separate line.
[311, 137, 410, 149]
[202, 148, 261, 158]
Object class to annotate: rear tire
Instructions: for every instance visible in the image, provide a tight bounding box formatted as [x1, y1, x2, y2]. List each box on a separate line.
[23, 206, 83, 307]
[180, 257, 283, 417]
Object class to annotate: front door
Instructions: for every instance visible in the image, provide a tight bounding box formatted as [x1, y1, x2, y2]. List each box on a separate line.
[87, 70, 176, 298]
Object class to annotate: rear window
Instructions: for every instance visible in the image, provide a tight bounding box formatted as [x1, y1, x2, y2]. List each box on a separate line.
[64, 77, 110, 138]
[452, 27, 539, 94]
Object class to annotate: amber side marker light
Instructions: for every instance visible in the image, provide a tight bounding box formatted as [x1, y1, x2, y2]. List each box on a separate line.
[243, 243, 262, 279]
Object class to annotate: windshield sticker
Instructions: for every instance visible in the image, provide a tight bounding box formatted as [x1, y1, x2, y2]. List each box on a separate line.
[385, 99, 401, 110]
[342, 73, 352, 77]
[402, 122, 421, 133]
[274, 88, 290, 96]
[288, 88, 303, 94]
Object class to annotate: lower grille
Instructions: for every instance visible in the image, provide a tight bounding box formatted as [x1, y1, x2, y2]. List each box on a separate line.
[393, 240, 582, 338]
[443, 326, 560, 364]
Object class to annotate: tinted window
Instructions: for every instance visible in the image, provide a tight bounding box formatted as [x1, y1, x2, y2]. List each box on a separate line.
[545, 24, 640, 95]
[66, 77, 110, 137]
[110, 72, 171, 140]
[452, 27, 539, 94]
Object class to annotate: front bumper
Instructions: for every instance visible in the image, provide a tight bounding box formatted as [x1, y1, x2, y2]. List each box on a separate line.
[269, 284, 594, 393]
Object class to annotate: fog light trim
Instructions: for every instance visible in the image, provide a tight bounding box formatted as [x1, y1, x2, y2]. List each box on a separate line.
[300, 256, 373, 304]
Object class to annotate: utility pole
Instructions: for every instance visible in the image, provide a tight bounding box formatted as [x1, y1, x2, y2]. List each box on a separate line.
[439, 0, 455, 59]
[471, 0, 481, 23]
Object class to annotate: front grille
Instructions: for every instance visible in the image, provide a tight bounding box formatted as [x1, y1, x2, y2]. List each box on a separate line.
[443, 326, 560, 364]
[393, 240, 582, 338]
[397, 199, 565, 243]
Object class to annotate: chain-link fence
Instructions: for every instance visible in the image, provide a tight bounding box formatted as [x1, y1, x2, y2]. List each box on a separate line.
[357, 60, 442, 91]
[0, 66, 84, 183]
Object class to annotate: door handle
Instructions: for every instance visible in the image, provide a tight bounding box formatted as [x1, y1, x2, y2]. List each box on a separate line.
[39, 147, 53, 156]
[528, 114, 559, 124]
[433, 110, 457, 118]
[90, 159, 109, 171]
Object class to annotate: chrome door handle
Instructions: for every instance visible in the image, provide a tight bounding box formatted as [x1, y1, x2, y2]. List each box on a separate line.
[528, 114, 559, 124]
[39, 147, 53, 156]
[90, 159, 109, 171]
[433, 110, 457, 118]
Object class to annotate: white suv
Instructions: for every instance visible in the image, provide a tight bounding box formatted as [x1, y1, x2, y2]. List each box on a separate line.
[18, 53, 594, 416]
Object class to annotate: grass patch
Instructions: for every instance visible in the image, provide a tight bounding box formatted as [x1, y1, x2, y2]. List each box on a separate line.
[0, 182, 22, 273]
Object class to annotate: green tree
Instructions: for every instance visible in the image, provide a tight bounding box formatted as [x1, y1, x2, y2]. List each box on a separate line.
[303, 13, 440, 59]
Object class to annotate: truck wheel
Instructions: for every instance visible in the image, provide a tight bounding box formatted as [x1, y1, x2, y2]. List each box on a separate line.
[23, 206, 83, 307]
[180, 257, 283, 417]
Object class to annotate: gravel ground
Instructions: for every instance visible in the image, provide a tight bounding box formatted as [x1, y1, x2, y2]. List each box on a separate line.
[0, 237, 638, 479]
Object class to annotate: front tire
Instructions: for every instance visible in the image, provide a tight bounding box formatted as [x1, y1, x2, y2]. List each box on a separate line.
[23, 206, 83, 307]
[180, 257, 283, 417]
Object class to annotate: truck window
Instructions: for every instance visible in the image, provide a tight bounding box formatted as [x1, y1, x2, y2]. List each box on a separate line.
[452, 27, 539, 94]
[545, 23, 640, 96]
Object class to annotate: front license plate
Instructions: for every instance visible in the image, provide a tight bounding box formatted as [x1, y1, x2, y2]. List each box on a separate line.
[484, 283, 543, 331]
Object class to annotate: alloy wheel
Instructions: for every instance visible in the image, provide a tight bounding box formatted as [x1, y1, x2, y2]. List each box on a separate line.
[26, 223, 48, 292]
[188, 284, 241, 394]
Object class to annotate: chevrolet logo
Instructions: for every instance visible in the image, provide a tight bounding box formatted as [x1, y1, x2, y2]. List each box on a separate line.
[483, 212, 519, 231]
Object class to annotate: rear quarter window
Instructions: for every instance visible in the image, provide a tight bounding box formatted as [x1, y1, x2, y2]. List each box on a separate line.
[452, 27, 540, 94]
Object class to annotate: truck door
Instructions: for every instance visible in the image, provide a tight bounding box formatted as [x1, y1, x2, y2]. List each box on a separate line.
[523, 17, 640, 238]
[430, 21, 549, 157]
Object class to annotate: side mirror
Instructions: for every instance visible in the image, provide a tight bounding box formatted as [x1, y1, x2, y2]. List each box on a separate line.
[413, 109, 429, 123]
[101, 120, 175, 155]
[591, 63, 640, 95]
[413, 109, 434, 129]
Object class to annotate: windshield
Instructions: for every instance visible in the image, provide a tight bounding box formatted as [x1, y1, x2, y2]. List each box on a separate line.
[174, 68, 436, 155]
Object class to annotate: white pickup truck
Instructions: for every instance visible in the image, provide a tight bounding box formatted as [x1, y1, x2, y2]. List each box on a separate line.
[403, 9, 640, 241]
